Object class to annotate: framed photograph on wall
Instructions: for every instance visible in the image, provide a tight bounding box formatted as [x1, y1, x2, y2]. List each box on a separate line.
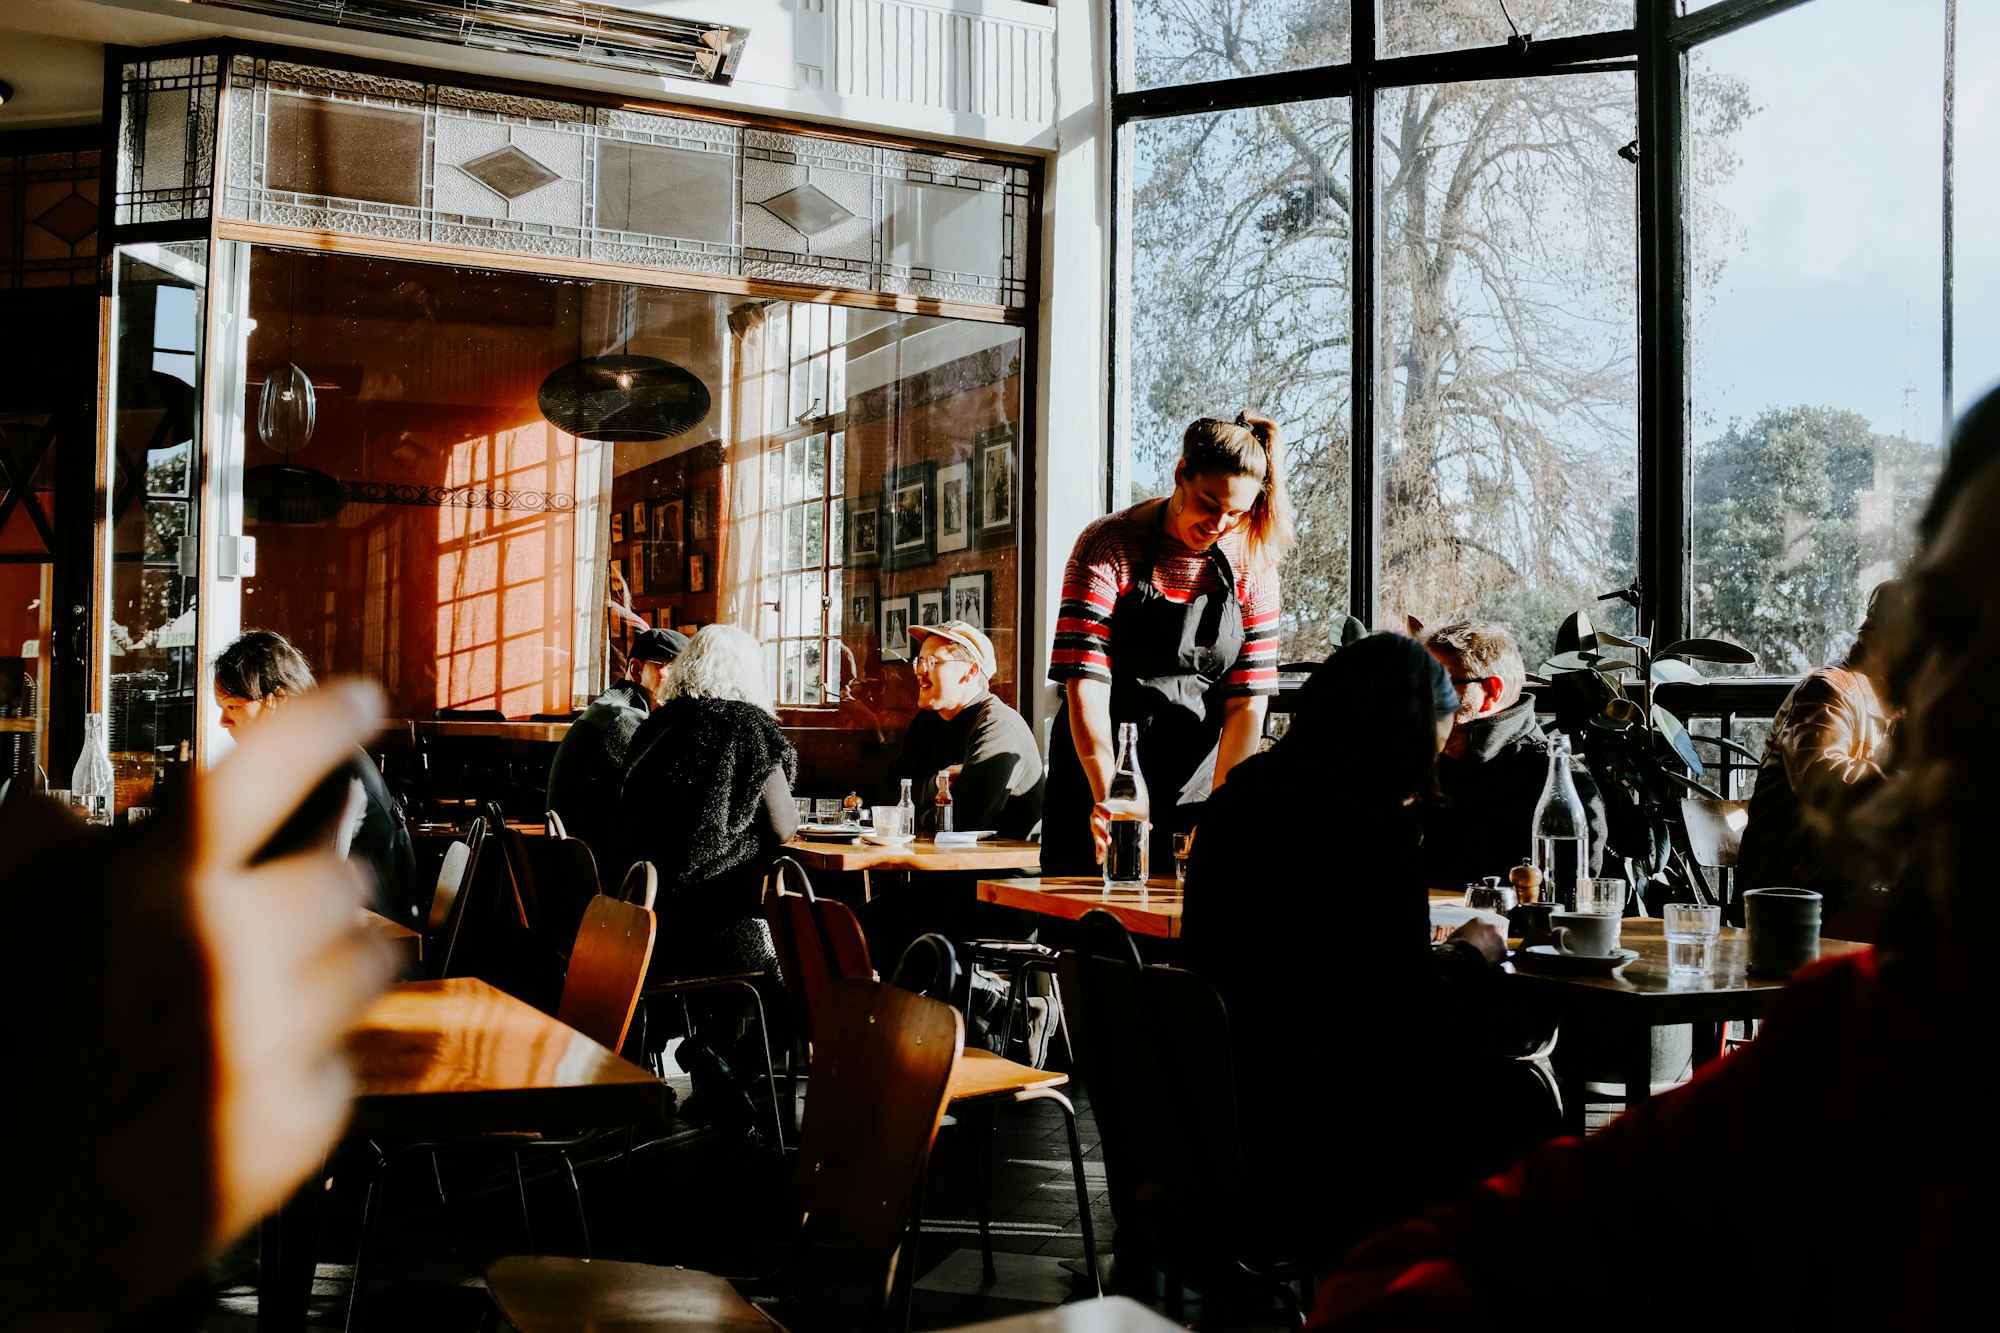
[882, 461, 937, 571]
[631, 501, 647, 535]
[609, 511, 625, 544]
[628, 553, 646, 596]
[936, 461, 970, 554]
[655, 495, 684, 549]
[847, 492, 882, 568]
[947, 571, 992, 629]
[916, 588, 944, 627]
[880, 595, 913, 662]
[971, 426, 1017, 549]
[688, 488, 711, 541]
[848, 581, 877, 634]
[687, 553, 706, 593]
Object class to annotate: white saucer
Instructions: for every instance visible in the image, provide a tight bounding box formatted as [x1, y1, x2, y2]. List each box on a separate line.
[860, 833, 916, 847]
[1520, 945, 1640, 976]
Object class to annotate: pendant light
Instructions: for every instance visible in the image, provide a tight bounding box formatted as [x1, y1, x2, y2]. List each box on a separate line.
[537, 286, 710, 442]
[245, 256, 344, 523]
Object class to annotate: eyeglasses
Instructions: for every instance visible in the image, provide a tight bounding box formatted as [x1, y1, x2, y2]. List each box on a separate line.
[1451, 675, 1486, 689]
[912, 653, 971, 676]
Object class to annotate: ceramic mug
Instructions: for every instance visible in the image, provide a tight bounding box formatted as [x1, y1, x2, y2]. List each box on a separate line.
[1745, 887, 1822, 978]
[1549, 909, 1620, 957]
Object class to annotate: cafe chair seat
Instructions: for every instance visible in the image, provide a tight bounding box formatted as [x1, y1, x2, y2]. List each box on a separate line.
[487, 1255, 783, 1333]
[948, 1047, 1067, 1102]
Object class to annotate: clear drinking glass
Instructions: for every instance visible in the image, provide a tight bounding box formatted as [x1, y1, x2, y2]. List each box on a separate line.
[1666, 902, 1723, 975]
[1576, 877, 1627, 916]
[871, 805, 907, 840]
[1172, 831, 1193, 889]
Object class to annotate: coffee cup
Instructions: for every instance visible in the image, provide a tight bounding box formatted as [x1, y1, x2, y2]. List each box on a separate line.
[1509, 900, 1558, 945]
[1549, 910, 1620, 957]
[1745, 887, 1821, 978]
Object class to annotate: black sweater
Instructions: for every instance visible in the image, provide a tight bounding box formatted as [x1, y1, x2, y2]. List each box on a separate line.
[883, 694, 1045, 838]
[1417, 696, 1611, 891]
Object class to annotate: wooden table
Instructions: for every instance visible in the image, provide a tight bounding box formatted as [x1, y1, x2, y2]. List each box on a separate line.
[362, 909, 422, 968]
[784, 835, 1041, 875]
[975, 876, 1183, 939]
[258, 978, 667, 1329]
[1506, 917, 1868, 1131]
[412, 719, 571, 743]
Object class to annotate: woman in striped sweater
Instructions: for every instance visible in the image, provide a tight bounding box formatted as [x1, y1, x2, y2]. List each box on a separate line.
[1044, 412, 1294, 877]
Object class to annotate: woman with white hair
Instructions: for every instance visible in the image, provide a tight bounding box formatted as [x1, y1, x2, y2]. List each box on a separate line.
[616, 625, 797, 1127]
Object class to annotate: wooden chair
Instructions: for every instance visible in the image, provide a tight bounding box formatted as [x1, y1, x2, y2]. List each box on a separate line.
[778, 883, 1100, 1295]
[1058, 910, 1303, 1321]
[346, 895, 660, 1325]
[426, 817, 487, 980]
[1679, 795, 1750, 926]
[486, 979, 962, 1333]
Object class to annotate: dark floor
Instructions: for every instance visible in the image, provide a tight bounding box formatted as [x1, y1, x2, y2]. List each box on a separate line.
[197, 1063, 1122, 1333]
[197, 1049, 1637, 1331]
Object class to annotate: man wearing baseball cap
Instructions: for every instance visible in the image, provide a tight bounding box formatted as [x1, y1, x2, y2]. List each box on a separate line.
[546, 627, 687, 860]
[887, 620, 1043, 840]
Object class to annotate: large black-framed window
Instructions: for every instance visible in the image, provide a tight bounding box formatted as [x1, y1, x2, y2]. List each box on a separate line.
[1113, 0, 1967, 671]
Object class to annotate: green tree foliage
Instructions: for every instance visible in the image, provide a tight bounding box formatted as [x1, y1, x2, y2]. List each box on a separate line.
[1690, 406, 1937, 673]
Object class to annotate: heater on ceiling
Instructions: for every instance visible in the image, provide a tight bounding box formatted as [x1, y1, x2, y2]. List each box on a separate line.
[185, 0, 748, 84]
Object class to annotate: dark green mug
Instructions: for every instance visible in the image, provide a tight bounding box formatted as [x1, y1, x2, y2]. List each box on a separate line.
[1745, 887, 1822, 978]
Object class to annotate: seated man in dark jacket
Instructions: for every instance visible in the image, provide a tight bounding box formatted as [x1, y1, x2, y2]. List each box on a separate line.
[885, 620, 1043, 838]
[545, 627, 685, 862]
[1419, 620, 1610, 892]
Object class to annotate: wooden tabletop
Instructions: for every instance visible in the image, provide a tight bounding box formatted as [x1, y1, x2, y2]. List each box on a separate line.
[362, 909, 422, 966]
[1506, 917, 1870, 1024]
[413, 719, 571, 742]
[786, 835, 1042, 873]
[976, 876, 1183, 939]
[345, 977, 667, 1136]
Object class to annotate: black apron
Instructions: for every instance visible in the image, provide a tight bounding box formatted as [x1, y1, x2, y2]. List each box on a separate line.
[1043, 504, 1248, 877]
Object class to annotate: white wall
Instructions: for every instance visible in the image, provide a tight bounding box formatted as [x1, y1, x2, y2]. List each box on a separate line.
[1027, 0, 1109, 737]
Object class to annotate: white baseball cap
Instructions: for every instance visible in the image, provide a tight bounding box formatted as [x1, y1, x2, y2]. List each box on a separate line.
[909, 619, 997, 678]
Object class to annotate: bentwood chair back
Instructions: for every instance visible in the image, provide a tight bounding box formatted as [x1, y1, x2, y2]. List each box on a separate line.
[556, 895, 657, 1052]
[486, 979, 962, 1333]
[762, 857, 826, 1046]
[427, 817, 487, 980]
[798, 894, 1100, 1297]
[617, 861, 658, 911]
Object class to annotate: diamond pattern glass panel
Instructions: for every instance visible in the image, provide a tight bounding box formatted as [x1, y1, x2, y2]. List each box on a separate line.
[457, 145, 562, 201]
[212, 53, 1031, 308]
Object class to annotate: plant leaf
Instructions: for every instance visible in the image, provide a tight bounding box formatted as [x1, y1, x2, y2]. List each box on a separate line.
[1543, 650, 1601, 672]
[1596, 631, 1648, 651]
[1651, 703, 1705, 774]
[1554, 610, 1598, 656]
[1693, 733, 1762, 764]
[1649, 657, 1706, 684]
[1657, 637, 1757, 665]
[1591, 658, 1637, 675]
[1662, 768, 1725, 800]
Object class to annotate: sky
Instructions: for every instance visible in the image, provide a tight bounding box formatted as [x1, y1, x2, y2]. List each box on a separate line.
[1690, 0, 1997, 446]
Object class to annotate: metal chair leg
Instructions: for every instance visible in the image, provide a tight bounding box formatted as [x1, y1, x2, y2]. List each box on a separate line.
[965, 1114, 997, 1284]
[344, 1148, 388, 1333]
[1054, 1095, 1102, 1297]
[559, 1150, 592, 1257]
[511, 1152, 536, 1254]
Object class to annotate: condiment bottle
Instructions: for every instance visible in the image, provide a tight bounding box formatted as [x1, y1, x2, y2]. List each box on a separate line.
[933, 768, 954, 833]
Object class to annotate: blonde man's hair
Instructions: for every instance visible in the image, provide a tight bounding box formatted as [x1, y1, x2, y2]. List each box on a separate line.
[1423, 620, 1525, 705]
[658, 624, 774, 716]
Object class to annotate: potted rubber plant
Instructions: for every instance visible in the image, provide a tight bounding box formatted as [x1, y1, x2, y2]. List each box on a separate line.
[1535, 590, 1758, 908]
